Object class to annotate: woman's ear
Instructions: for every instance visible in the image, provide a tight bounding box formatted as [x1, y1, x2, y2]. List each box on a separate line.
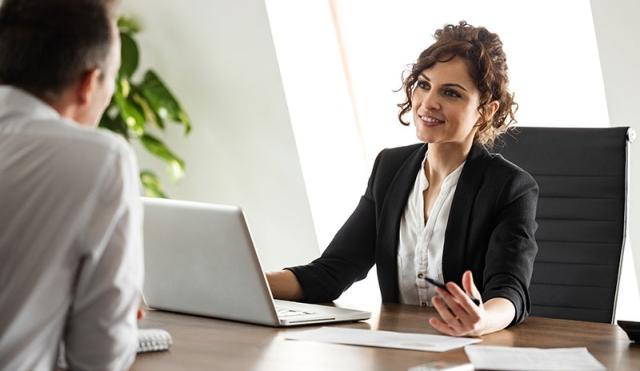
[483, 100, 500, 124]
[75, 68, 101, 106]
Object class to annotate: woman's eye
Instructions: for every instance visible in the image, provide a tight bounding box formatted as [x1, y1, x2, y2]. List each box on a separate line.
[443, 89, 461, 98]
[416, 80, 430, 90]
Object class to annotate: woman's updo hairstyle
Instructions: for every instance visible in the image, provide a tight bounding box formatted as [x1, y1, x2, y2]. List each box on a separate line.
[398, 21, 518, 147]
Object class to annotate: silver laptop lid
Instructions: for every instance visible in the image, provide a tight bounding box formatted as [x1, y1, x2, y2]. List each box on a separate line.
[142, 197, 279, 326]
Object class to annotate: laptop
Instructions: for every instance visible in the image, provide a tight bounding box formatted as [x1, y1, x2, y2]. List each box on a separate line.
[142, 197, 371, 327]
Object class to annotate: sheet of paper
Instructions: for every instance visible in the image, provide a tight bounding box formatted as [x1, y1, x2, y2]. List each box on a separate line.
[464, 345, 606, 370]
[284, 327, 481, 352]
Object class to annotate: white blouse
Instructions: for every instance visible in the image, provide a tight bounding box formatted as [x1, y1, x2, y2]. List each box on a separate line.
[397, 151, 465, 307]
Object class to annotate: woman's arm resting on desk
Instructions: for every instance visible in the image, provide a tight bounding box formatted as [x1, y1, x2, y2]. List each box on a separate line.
[429, 270, 515, 337]
[266, 270, 304, 301]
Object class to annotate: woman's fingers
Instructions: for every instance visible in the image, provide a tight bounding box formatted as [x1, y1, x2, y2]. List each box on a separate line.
[432, 292, 468, 334]
[428, 275, 487, 336]
[429, 317, 456, 336]
[445, 283, 481, 322]
[437, 286, 478, 324]
[462, 270, 482, 304]
[431, 296, 463, 336]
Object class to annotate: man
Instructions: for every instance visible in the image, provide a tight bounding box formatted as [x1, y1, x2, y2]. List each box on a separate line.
[0, 0, 143, 370]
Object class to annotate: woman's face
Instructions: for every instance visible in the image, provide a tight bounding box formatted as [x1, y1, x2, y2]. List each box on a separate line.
[411, 56, 482, 146]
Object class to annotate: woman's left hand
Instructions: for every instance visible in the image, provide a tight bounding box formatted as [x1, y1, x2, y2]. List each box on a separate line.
[429, 270, 485, 337]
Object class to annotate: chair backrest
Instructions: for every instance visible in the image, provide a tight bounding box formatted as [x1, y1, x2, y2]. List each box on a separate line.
[494, 126, 632, 323]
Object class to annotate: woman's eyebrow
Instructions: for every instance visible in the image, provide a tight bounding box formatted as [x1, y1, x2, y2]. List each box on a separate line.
[443, 83, 468, 92]
[419, 73, 430, 81]
[419, 73, 468, 92]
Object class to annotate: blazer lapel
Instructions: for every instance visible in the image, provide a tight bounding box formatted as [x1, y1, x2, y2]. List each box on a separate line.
[442, 144, 491, 284]
[377, 144, 426, 302]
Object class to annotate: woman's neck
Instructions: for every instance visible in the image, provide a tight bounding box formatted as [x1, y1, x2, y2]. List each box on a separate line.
[425, 141, 474, 184]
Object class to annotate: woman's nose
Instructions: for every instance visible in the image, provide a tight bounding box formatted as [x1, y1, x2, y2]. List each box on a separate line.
[417, 89, 440, 111]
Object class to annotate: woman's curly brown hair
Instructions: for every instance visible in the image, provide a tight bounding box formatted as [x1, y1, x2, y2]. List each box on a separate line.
[397, 21, 518, 148]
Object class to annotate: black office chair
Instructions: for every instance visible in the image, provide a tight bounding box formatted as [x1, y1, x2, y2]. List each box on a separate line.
[495, 126, 633, 323]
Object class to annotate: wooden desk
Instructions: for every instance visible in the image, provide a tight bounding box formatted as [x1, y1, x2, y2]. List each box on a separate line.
[132, 304, 639, 371]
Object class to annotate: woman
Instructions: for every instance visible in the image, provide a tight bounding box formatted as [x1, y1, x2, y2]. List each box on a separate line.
[267, 21, 538, 337]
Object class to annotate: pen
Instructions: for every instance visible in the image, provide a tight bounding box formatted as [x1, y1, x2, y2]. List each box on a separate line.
[424, 277, 481, 306]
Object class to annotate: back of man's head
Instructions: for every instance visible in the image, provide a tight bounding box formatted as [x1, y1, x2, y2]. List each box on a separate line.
[0, 0, 116, 100]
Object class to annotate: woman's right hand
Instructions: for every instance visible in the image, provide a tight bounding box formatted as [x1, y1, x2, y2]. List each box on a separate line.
[266, 270, 304, 301]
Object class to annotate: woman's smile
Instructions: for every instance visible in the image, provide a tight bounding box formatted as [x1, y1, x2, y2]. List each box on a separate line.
[418, 114, 445, 127]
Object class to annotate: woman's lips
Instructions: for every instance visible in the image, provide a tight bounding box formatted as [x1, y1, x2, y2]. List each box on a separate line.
[419, 114, 445, 126]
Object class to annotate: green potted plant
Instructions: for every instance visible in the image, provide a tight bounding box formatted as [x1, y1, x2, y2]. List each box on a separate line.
[99, 16, 191, 198]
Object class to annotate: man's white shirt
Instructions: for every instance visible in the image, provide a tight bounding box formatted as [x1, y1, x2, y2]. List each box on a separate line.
[0, 86, 144, 371]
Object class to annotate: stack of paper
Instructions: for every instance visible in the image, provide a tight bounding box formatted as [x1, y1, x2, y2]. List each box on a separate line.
[285, 327, 480, 352]
[464, 345, 606, 370]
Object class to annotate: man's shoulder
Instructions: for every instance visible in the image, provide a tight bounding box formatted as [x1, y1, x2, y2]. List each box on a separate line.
[25, 118, 138, 188]
[39, 118, 134, 162]
[57, 119, 129, 153]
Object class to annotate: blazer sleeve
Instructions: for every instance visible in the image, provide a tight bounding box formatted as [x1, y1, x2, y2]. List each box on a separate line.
[481, 168, 539, 326]
[285, 150, 385, 302]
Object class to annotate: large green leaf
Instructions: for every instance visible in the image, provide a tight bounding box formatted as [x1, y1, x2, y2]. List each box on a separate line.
[132, 88, 165, 130]
[117, 16, 140, 35]
[139, 133, 185, 180]
[119, 32, 139, 78]
[114, 77, 145, 136]
[99, 16, 193, 199]
[139, 70, 191, 134]
[140, 170, 168, 198]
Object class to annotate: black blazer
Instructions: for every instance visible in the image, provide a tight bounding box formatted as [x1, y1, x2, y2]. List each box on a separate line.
[288, 143, 539, 325]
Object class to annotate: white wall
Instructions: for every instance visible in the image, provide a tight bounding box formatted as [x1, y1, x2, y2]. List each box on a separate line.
[591, 0, 640, 320]
[119, 0, 319, 271]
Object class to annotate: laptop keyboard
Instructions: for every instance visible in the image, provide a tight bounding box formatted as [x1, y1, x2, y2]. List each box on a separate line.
[276, 308, 317, 318]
